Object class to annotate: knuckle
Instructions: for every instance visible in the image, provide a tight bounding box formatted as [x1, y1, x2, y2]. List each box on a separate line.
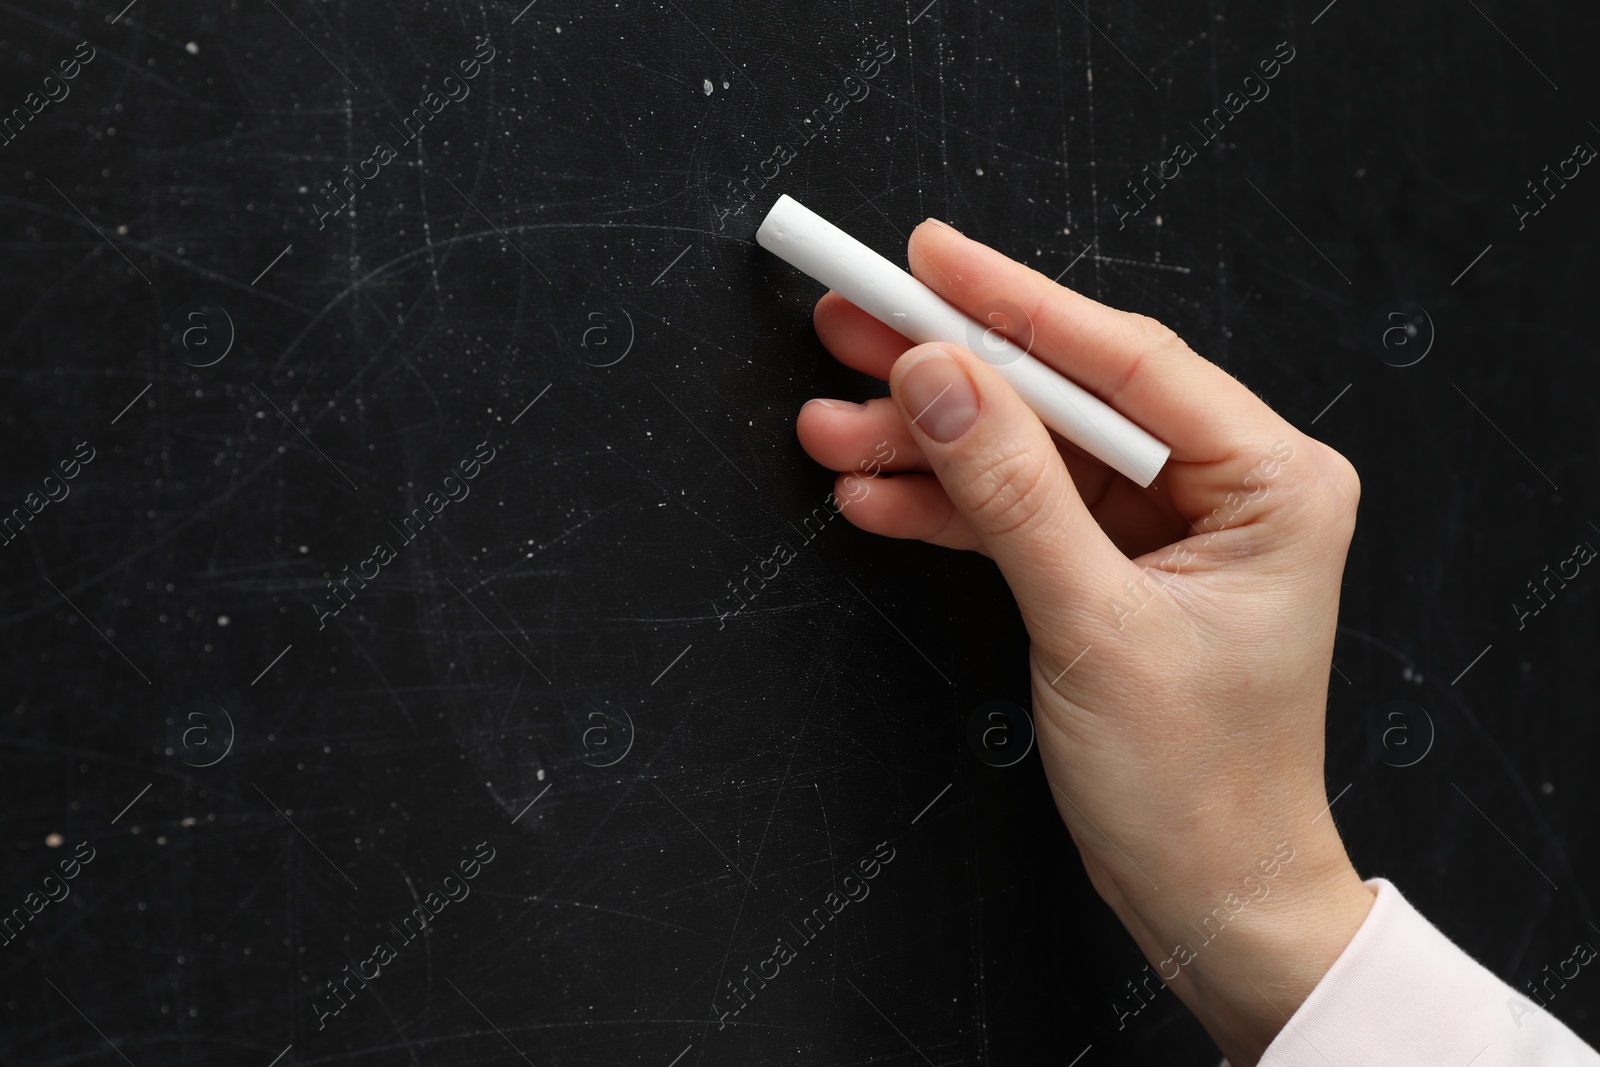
[1112, 314, 1189, 397]
[1302, 443, 1361, 531]
[961, 444, 1056, 539]
[1127, 312, 1186, 354]
[1319, 445, 1361, 508]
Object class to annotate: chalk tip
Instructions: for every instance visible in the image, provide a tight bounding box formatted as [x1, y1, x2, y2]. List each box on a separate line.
[755, 193, 798, 250]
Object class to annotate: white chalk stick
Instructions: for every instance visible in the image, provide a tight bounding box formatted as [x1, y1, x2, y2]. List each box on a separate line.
[756, 194, 1171, 488]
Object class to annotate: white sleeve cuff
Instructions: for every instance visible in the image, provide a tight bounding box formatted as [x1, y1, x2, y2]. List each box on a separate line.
[1225, 877, 1600, 1066]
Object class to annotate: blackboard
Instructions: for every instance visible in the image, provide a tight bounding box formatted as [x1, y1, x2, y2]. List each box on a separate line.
[2, 1, 1597, 1064]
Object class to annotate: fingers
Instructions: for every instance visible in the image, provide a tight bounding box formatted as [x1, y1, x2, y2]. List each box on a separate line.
[905, 220, 1295, 466]
[888, 341, 1134, 624]
[797, 396, 929, 473]
[798, 397, 1190, 559]
[813, 289, 910, 381]
[795, 399, 982, 552]
[832, 471, 988, 554]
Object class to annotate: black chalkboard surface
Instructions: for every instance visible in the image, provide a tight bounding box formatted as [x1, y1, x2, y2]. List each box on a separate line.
[2, 2, 1597, 1065]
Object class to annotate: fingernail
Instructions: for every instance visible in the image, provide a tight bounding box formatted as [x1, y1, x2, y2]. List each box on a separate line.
[923, 216, 960, 232]
[803, 397, 867, 412]
[898, 349, 978, 443]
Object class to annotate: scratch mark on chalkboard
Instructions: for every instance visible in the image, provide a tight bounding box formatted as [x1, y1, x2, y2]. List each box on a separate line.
[350, 638, 422, 737]
[687, 674, 826, 1048]
[443, 176, 553, 283]
[660, 0, 759, 91]
[1083, 8, 1104, 296]
[359, 969, 427, 1067]
[440, 540, 553, 665]
[652, 782, 759, 888]
[970, 787, 991, 1066]
[263, 0, 357, 87]
[815, 782, 836, 876]
[862, 79, 1113, 170]
[446, 576, 553, 683]
[843, 173, 957, 291]
[1092, 252, 1191, 274]
[1061, 0, 1158, 91]
[485, 890, 705, 937]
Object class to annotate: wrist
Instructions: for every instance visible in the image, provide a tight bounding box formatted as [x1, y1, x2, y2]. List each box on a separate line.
[1183, 863, 1374, 1065]
[1114, 836, 1375, 1066]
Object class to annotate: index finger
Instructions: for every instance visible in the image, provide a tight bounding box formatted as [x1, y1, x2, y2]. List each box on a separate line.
[907, 220, 1293, 466]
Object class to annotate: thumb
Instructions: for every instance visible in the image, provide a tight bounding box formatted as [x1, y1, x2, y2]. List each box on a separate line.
[889, 342, 1131, 629]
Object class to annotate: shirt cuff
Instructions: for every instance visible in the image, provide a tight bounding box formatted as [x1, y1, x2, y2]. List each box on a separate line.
[1218, 877, 1600, 1067]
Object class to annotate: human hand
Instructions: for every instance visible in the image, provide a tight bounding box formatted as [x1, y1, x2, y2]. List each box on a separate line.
[795, 218, 1376, 1066]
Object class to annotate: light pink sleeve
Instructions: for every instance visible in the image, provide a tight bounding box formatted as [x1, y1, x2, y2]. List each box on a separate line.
[1219, 877, 1599, 1067]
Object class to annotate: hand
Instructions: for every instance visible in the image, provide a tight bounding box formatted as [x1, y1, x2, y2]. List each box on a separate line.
[795, 217, 1376, 1066]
